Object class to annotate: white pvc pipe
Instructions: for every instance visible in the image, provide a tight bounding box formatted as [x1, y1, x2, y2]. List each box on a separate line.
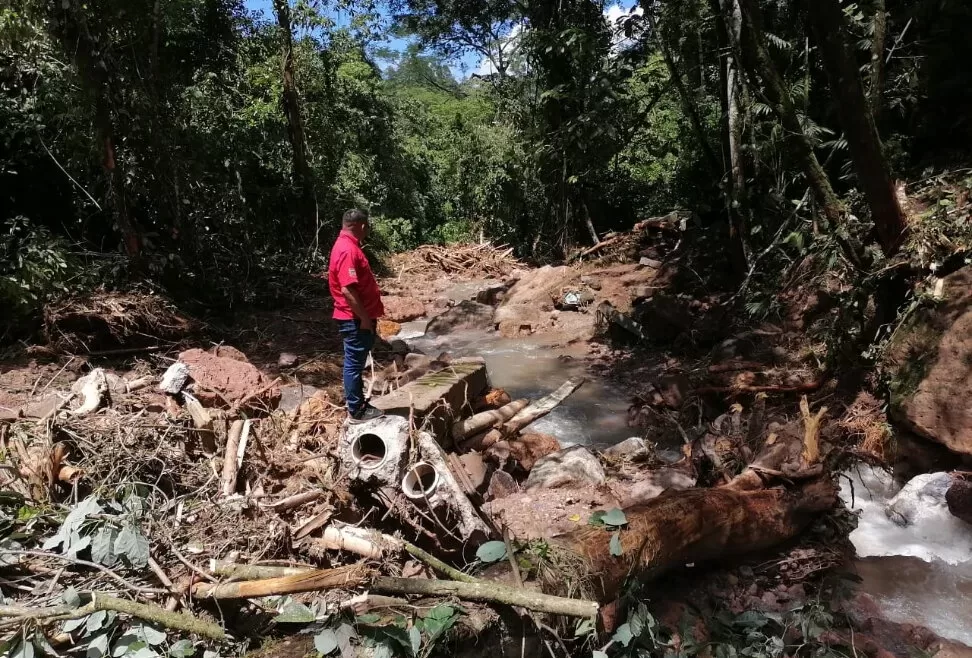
[401, 462, 441, 500]
[350, 433, 389, 469]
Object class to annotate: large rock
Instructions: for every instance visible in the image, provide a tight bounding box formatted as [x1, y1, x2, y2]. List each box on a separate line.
[426, 301, 495, 335]
[370, 359, 488, 444]
[885, 472, 953, 526]
[946, 478, 972, 525]
[178, 348, 281, 413]
[890, 266, 972, 455]
[524, 445, 606, 490]
[382, 296, 427, 323]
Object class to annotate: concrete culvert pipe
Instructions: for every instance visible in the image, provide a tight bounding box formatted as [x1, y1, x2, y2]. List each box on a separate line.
[401, 462, 440, 500]
[350, 433, 388, 469]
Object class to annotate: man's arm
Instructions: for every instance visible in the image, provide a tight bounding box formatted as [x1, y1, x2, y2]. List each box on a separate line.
[341, 283, 374, 331]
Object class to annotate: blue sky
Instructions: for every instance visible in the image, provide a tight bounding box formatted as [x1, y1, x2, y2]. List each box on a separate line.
[241, 0, 640, 78]
[241, 0, 482, 76]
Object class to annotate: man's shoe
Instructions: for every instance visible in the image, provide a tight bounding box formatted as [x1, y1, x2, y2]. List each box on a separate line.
[347, 404, 384, 424]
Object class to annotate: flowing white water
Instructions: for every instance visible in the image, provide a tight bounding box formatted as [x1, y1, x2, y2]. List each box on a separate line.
[402, 323, 972, 646]
[840, 465, 972, 645]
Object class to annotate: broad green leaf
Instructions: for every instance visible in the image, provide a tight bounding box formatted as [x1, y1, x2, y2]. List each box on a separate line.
[593, 652, 609, 658]
[372, 642, 394, 658]
[314, 630, 338, 655]
[91, 528, 118, 566]
[169, 640, 196, 658]
[601, 509, 627, 527]
[86, 634, 108, 658]
[355, 613, 381, 625]
[475, 540, 507, 563]
[426, 605, 455, 621]
[63, 586, 81, 608]
[114, 525, 150, 568]
[408, 626, 421, 654]
[137, 625, 167, 646]
[588, 510, 606, 526]
[275, 600, 316, 624]
[574, 617, 595, 637]
[86, 610, 108, 635]
[334, 623, 355, 658]
[609, 532, 622, 556]
[612, 622, 633, 647]
[64, 616, 88, 633]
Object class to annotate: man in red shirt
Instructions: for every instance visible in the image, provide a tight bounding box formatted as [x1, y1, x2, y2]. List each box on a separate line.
[329, 209, 385, 422]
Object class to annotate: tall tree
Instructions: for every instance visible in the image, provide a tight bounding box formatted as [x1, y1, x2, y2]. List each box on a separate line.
[807, 0, 906, 256]
[49, 1, 141, 260]
[272, 0, 318, 243]
[712, 0, 751, 276]
[868, 0, 887, 120]
[733, 0, 852, 258]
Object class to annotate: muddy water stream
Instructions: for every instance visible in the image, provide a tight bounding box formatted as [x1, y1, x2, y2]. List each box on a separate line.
[405, 328, 634, 448]
[840, 466, 972, 645]
[403, 326, 972, 647]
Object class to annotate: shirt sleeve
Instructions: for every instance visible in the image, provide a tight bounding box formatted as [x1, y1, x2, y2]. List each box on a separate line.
[333, 251, 360, 289]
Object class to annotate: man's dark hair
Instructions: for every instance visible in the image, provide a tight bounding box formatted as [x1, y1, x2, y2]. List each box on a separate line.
[342, 209, 369, 226]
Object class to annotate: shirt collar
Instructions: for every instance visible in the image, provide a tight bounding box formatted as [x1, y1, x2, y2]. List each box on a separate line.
[339, 230, 360, 247]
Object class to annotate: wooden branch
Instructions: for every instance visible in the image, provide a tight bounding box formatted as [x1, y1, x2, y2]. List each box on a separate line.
[799, 395, 827, 468]
[0, 593, 226, 641]
[453, 398, 530, 442]
[372, 577, 598, 619]
[191, 564, 370, 599]
[261, 489, 323, 512]
[482, 379, 585, 445]
[210, 560, 318, 580]
[221, 419, 244, 497]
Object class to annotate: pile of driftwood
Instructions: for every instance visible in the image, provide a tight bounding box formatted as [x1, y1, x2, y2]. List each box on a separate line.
[0, 339, 843, 657]
[389, 242, 523, 279]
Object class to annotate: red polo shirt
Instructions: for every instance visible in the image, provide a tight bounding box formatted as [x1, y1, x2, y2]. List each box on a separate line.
[328, 231, 384, 321]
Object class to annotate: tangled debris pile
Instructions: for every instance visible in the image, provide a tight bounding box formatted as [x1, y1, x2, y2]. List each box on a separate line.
[0, 325, 865, 658]
[388, 243, 524, 280]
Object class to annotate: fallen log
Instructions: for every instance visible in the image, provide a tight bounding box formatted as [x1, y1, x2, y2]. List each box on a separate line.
[453, 398, 530, 442]
[549, 479, 837, 601]
[480, 379, 584, 447]
[194, 564, 597, 618]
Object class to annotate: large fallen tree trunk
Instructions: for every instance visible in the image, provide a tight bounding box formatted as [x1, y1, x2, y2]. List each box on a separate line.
[547, 479, 836, 601]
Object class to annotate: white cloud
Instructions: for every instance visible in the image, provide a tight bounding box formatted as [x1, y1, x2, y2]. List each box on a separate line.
[474, 23, 526, 77]
[467, 5, 641, 78]
[604, 3, 644, 53]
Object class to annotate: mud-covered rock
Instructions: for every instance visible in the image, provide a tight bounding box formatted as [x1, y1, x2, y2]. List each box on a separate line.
[179, 347, 281, 412]
[524, 445, 605, 490]
[426, 300, 495, 335]
[382, 296, 427, 322]
[889, 266, 972, 455]
[602, 437, 649, 460]
[946, 478, 972, 525]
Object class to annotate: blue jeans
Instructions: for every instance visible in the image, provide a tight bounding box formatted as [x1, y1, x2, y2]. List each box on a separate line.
[337, 319, 375, 416]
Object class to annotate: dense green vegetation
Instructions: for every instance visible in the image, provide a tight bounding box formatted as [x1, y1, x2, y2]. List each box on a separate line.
[3, 0, 972, 336]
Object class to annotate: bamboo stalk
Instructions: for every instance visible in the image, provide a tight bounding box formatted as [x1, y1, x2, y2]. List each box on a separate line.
[372, 577, 598, 619]
[221, 419, 244, 496]
[210, 560, 318, 580]
[453, 398, 530, 442]
[192, 564, 370, 599]
[0, 594, 227, 641]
